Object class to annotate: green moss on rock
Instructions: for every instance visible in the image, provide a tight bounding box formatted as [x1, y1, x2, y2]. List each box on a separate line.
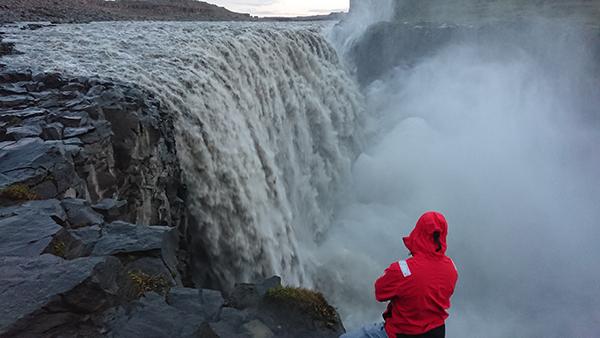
[50, 240, 67, 258]
[128, 270, 170, 297]
[0, 184, 39, 201]
[265, 286, 339, 328]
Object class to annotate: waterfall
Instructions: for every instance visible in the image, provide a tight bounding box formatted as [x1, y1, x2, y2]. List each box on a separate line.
[6, 21, 365, 288]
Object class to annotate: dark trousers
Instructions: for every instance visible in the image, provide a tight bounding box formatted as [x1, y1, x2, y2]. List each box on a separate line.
[396, 325, 445, 338]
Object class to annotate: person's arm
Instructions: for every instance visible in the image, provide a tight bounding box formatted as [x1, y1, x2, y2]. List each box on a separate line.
[374, 262, 406, 302]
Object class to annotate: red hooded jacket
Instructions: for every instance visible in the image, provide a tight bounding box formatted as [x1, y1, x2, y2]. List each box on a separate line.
[375, 211, 458, 337]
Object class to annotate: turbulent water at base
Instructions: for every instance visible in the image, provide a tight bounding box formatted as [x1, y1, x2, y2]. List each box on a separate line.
[4, 22, 365, 288]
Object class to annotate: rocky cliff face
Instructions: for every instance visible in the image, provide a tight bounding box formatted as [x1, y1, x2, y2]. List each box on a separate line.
[0, 70, 184, 227]
[0, 64, 345, 337]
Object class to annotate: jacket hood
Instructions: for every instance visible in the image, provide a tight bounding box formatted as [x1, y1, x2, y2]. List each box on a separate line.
[403, 211, 448, 256]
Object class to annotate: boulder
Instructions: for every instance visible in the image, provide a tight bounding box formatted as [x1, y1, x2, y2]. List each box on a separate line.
[92, 198, 128, 222]
[0, 255, 127, 337]
[242, 320, 275, 338]
[0, 41, 18, 57]
[63, 125, 96, 138]
[104, 288, 224, 338]
[53, 225, 102, 259]
[41, 122, 64, 140]
[91, 221, 177, 259]
[197, 307, 260, 338]
[0, 71, 31, 83]
[0, 82, 29, 95]
[19, 23, 47, 31]
[90, 221, 180, 284]
[32, 72, 66, 90]
[0, 199, 66, 222]
[0, 205, 63, 257]
[57, 113, 85, 127]
[5, 124, 42, 140]
[0, 138, 82, 201]
[228, 276, 282, 310]
[61, 198, 104, 228]
[0, 94, 32, 108]
[0, 107, 47, 121]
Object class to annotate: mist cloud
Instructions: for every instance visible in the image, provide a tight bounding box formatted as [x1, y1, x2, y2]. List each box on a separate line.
[318, 15, 600, 337]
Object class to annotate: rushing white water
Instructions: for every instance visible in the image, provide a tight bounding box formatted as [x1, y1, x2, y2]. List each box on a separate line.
[319, 7, 600, 337]
[4, 21, 365, 288]
[326, 0, 394, 56]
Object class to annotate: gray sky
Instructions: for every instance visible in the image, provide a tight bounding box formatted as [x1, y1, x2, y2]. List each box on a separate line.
[209, 0, 349, 17]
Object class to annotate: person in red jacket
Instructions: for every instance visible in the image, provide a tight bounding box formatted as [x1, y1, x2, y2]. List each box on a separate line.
[341, 211, 458, 338]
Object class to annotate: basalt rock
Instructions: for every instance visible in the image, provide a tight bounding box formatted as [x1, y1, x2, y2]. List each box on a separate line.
[0, 255, 128, 337]
[104, 288, 224, 338]
[0, 203, 63, 257]
[0, 69, 185, 229]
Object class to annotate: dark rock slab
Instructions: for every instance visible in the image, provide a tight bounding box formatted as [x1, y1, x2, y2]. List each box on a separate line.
[92, 221, 177, 259]
[61, 198, 104, 228]
[20, 23, 47, 31]
[92, 198, 128, 222]
[0, 255, 126, 337]
[0, 70, 32, 83]
[167, 288, 223, 320]
[0, 138, 81, 200]
[0, 108, 47, 121]
[197, 307, 252, 338]
[61, 82, 86, 92]
[0, 199, 66, 223]
[63, 125, 95, 138]
[58, 113, 84, 127]
[54, 225, 102, 259]
[228, 276, 281, 310]
[0, 94, 32, 108]
[5, 124, 42, 140]
[32, 72, 65, 90]
[104, 288, 224, 338]
[0, 83, 29, 95]
[0, 199, 67, 257]
[41, 122, 64, 140]
[0, 207, 62, 256]
[0, 41, 19, 57]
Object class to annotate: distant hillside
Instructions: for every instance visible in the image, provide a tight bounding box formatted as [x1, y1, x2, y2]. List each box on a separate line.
[391, 0, 600, 25]
[0, 0, 254, 23]
[261, 12, 346, 22]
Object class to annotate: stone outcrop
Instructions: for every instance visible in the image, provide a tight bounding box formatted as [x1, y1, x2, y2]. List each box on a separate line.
[0, 255, 127, 337]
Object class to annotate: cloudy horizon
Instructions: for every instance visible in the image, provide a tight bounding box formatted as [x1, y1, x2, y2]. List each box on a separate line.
[208, 0, 349, 17]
